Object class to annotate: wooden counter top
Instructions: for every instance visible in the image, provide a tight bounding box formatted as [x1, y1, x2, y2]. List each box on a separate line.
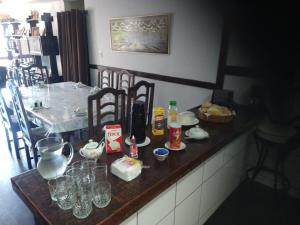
[11, 106, 260, 225]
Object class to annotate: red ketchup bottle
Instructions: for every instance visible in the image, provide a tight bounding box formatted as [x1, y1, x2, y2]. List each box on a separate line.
[130, 135, 138, 159]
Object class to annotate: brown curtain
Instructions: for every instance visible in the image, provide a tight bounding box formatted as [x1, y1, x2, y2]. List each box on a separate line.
[57, 10, 90, 85]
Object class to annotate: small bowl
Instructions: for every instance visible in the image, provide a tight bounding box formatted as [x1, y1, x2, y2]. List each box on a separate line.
[153, 148, 169, 161]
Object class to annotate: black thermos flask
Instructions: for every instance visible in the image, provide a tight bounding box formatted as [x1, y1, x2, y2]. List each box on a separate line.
[130, 101, 146, 144]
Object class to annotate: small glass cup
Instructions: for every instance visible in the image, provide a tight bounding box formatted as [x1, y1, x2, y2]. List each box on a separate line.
[72, 180, 93, 219]
[65, 167, 83, 185]
[72, 160, 84, 169]
[56, 175, 75, 210]
[92, 181, 111, 208]
[92, 164, 108, 182]
[47, 179, 57, 201]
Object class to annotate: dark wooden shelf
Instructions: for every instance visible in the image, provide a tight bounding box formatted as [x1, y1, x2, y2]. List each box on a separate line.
[26, 19, 39, 22]
[0, 21, 22, 25]
[4, 34, 23, 38]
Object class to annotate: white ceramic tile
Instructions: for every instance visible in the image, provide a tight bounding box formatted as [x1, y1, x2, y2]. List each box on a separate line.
[220, 156, 240, 202]
[175, 186, 201, 225]
[223, 132, 248, 164]
[120, 213, 137, 225]
[176, 164, 203, 205]
[138, 184, 176, 225]
[157, 210, 174, 225]
[200, 168, 223, 218]
[203, 150, 224, 182]
[198, 197, 223, 225]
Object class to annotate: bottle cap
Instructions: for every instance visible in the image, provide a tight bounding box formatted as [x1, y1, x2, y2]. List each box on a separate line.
[169, 100, 176, 106]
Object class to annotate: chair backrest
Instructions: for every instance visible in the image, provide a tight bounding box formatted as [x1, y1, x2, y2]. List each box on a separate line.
[88, 87, 126, 138]
[127, 80, 155, 130]
[22, 64, 49, 87]
[0, 66, 7, 88]
[116, 70, 135, 94]
[7, 80, 33, 147]
[0, 89, 14, 130]
[97, 66, 114, 89]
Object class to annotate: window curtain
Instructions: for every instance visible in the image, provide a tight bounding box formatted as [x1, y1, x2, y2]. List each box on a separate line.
[57, 10, 90, 85]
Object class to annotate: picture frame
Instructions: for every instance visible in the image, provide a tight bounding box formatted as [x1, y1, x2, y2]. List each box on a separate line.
[110, 14, 170, 54]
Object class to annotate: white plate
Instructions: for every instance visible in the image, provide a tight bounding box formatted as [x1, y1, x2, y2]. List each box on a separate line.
[178, 118, 199, 126]
[125, 136, 151, 147]
[79, 146, 103, 159]
[185, 130, 209, 140]
[164, 141, 186, 151]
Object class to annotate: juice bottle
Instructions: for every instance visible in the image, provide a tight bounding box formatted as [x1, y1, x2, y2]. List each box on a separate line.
[152, 106, 165, 135]
[167, 100, 178, 128]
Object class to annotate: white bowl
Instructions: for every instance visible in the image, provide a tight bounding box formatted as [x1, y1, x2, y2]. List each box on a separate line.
[153, 148, 169, 161]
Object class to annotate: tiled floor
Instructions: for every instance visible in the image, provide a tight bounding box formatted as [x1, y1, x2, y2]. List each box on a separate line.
[205, 179, 300, 225]
[0, 125, 34, 225]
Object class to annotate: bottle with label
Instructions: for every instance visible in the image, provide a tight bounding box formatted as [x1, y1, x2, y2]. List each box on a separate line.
[152, 106, 165, 135]
[130, 135, 138, 159]
[167, 100, 178, 128]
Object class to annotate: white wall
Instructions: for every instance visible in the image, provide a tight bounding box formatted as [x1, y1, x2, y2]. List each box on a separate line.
[85, 0, 222, 111]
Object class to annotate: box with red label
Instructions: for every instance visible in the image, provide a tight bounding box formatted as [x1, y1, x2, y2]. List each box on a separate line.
[105, 124, 123, 154]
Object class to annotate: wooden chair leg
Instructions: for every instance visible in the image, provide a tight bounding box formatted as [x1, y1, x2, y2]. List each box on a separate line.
[4, 127, 12, 152]
[24, 144, 32, 169]
[12, 131, 21, 159]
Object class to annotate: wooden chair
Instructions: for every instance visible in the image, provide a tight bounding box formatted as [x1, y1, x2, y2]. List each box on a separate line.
[127, 80, 155, 130]
[0, 89, 24, 159]
[0, 66, 7, 88]
[21, 64, 49, 87]
[97, 66, 114, 89]
[88, 87, 126, 138]
[116, 70, 135, 94]
[7, 80, 46, 169]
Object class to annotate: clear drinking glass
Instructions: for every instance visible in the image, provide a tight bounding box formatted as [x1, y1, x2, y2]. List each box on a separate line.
[65, 167, 82, 185]
[92, 164, 110, 208]
[47, 179, 57, 201]
[92, 164, 108, 182]
[92, 181, 111, 208]
[56, 175, 75, 210]
[72, 160, 84, 169]
[72, 180, 93, 219]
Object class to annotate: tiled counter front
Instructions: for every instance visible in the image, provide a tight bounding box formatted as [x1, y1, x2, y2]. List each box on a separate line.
[121, 132, 250, 225]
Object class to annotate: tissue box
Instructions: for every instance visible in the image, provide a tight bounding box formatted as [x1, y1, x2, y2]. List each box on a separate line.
[111, 156, 142, 182]
[105, 124, 122, 154]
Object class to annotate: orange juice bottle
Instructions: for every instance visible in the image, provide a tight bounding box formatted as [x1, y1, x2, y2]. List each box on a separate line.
[152, 106, 165, 135]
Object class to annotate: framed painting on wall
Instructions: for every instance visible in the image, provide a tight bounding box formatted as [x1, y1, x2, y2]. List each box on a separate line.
[110, 14, 170, 54]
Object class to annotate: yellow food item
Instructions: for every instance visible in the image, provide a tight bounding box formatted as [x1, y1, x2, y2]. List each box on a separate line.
[199, 102, 232, 116]
[202, 101, 212, 108]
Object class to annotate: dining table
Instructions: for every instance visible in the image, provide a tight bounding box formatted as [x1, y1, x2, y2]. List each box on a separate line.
[11, 105, 261, 225]
[3, 81, 108, 135]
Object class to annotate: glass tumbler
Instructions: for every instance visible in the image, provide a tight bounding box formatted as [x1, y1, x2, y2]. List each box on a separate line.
[92, 181, 111, 208]
[55, 175, 75, 210]
[72, 178, 93, 219]
[47, 179, 57, 201]
[92, 164, 110, 208]
[92, 164, 108, 182]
